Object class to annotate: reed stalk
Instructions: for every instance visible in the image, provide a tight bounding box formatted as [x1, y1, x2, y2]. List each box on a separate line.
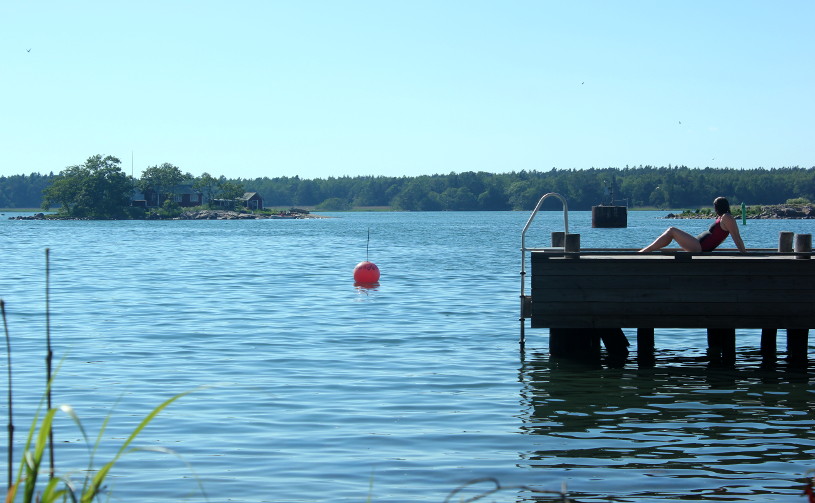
[45, 248, 54, 480]
[2, 300, 13, 493]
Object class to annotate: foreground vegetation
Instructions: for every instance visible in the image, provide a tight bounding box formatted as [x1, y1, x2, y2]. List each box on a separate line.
[2, 251, 201, 502]
[1, 156, 814, 217]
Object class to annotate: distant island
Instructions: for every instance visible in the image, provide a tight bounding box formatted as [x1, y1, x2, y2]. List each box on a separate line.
[2, 155, 814, 217]
[10, 208, 324, 221]
[667, 202, 815, 219]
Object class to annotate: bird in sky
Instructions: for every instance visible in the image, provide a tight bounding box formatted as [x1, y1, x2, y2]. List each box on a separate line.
[26, 48, 31, 52]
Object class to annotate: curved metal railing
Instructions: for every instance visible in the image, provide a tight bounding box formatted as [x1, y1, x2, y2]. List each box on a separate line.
[520, 192, 569, 300]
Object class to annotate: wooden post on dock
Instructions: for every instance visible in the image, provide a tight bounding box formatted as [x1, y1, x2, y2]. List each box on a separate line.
[779, 232, 794, 252]
[564, 234, 580, 254]
[552, 232, 580, 252]
[795, 233, 812, 259]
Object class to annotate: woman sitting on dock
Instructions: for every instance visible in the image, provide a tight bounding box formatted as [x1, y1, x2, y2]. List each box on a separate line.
[639, 197, 746, 253]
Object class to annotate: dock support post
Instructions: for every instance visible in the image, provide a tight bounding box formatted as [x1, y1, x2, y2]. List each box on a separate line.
[786, 328, 809, 367]
[599, 328, 629, 366]
[707, 328, 736, 366]
[549, 328, 601, 361]
[637, 328, 655, 366]
[760, 328, 777, 367]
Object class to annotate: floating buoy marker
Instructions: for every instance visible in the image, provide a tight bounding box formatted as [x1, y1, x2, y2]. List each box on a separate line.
[354, 260, 380, 283]
[354, 228, 380, 283]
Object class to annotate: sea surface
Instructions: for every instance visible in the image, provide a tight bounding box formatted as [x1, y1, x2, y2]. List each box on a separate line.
[1, 210, 814, 502]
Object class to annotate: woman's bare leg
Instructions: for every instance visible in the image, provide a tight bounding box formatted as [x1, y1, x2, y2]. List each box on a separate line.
[639, 227, 702, 252]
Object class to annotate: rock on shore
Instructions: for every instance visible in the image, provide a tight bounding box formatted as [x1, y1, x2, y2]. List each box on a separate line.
[8, 210, 324, 220]
[176, 210, 323, 220]
[666, 204, 815, 219]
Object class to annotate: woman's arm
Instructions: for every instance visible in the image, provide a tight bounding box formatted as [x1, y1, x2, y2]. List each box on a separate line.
[721, 213, 746, 252]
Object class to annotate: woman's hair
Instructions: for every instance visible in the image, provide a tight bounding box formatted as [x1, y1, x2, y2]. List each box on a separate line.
[713, 197, 730, 215]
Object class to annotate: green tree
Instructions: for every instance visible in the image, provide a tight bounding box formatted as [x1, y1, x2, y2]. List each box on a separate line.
[192, 172, 219, 207]
[139, 163, 184, 206]
[42, 155, 132, 218]
[217, 180, 245, 210]
[315, 197, 352, 210]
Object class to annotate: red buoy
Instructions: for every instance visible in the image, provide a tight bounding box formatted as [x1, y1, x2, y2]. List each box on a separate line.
[353, 261, 380, 283]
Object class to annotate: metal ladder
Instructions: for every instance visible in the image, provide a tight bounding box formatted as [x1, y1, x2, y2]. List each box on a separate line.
[519, 192, 569, 349]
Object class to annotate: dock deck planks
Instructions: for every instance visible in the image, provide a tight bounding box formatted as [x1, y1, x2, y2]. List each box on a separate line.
[529, 250, 815, 330]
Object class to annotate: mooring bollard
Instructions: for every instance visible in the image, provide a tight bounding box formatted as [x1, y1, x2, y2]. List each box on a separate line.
[794, 233, 812, 260]
[551, 231, 565, 247]
[779, 231, 794, 253]
[564, 233, 580, 257]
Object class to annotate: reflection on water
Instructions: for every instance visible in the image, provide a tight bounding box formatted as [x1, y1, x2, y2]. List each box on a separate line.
[354, 281, 380, 300]
[517, 350, 815, 501]
[354, 281, 380, 290]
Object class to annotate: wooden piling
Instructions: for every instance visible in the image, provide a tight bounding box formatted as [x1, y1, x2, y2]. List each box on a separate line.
[599, 328, 629, 357]
[549, 328, 601, 361]
[786, 328, 809, 367]
[760, 328, 777, 367]
[637, 328, 655, 366]
[795, 233, 812, 259]
[564, 234, 580, 254]
[779, 231, 794, 252]
[707, 328, 736, 366]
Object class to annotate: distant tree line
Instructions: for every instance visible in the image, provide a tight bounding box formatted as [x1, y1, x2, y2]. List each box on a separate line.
[0, 172, 54, 208]
[2, 162, 814, 213]
[239, 165, 815, 211]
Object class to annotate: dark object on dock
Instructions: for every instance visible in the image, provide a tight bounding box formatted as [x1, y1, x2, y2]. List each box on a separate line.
[779, 231, 794, 252]
[591, 205, 627, 228]
[550, 232, 581, 252]
[795, 233, 812, 259]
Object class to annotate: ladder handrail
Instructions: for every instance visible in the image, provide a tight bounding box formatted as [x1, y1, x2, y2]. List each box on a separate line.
[520, 192, 569, 298]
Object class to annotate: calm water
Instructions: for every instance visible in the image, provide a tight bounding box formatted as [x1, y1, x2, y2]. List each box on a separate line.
[1, 210, 814, 502]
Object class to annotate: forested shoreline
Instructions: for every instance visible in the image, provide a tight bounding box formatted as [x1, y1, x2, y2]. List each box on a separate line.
[2, 165, 814, 212]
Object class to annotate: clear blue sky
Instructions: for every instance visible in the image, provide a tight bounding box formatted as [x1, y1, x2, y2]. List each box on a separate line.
[2, 1, 813, 180]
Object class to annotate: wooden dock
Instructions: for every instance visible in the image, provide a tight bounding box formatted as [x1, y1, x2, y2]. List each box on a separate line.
[521, 248, 814, 366]
[519, 192, 814, 366]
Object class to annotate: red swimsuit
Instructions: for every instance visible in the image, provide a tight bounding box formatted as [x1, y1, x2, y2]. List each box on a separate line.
[696, 217, 729, 252]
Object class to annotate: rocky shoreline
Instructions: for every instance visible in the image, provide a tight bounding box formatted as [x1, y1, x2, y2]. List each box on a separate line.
[168, 209, 326, 220]
[666, 204, 815, 219]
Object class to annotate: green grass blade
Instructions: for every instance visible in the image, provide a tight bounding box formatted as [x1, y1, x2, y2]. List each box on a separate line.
[23, 408, 57, 503]
[80, 389, 196, 503]
[40, 475, 71, 503]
